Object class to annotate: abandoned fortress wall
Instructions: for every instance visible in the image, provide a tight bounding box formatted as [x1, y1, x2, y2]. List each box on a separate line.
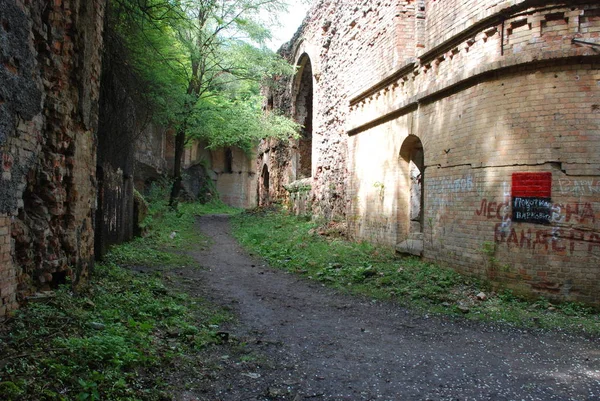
[264, 0, 600, 304]
[0, 0, 105, 315]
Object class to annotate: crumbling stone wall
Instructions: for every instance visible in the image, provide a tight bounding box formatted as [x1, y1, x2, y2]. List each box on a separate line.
[266, 0, 600, 304]
[211, 147, 258, 209]
[0, 0, 105, 315]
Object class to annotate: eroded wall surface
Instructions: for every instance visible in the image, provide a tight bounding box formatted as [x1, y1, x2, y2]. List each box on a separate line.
[267, 0, 600, 304]
[211, 147, 257, 209]
[0, 0, 105, 315]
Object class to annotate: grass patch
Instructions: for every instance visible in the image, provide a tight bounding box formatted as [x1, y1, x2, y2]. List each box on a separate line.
[0, 193, 239, 400]
[108, 199, 241, 268]
[0, 262, 231, 401]
[231, 209, 600, 334]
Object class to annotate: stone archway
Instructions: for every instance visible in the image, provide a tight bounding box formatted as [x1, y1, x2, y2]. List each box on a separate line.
[293, 54, 313, 180]
[397, 135, 424, 256]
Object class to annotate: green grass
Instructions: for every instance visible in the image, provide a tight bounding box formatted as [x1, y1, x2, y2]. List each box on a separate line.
[0, 263, 231, 401]
[0, 196, 239, 401]
[231, 209, 600, 334]
[108, 200, 241, 268]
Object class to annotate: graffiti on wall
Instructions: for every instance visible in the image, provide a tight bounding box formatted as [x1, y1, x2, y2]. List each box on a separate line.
[475, 198, 599, 254]
[558, 178, 600, 196]
[429, 174, 477, 209]
[511, 173, 552, 224]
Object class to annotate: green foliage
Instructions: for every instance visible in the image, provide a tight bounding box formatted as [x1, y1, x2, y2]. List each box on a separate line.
[188, 93, 300, 152]
[231, 210, 600, 334]
[0, 193, 237, 400]
[0, 262, 231, 400]
[109, 0, 299, 152]
[110, 181, 240, 267]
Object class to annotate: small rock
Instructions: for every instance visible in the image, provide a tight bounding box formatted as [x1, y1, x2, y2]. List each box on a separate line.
[89, 322, 106, 330]
[216, 331, 230, 343]
[457, 305, 470, 314]
[167, 328, 180, 338]
[476, 292, 487, 301]
[268, 387, 287, 397]
[169, 231, 177, 239]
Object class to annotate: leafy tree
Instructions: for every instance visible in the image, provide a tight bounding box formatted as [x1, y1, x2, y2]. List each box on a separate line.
[107, 0, 301, 205]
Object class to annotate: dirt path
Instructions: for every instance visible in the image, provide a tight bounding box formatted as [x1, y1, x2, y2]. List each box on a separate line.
[170, 215, 600, 401]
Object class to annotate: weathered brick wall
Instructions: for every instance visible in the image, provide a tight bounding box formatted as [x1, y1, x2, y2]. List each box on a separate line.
[0, 0, 105, 315]
[268, 0, 600, 304]
[423, 0, 523, 51]
[260, 0, 419, 219]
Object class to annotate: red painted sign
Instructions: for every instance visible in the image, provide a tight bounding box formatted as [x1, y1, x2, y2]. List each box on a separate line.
[512, 172, 552, 224]
[512, 172, 552, 198]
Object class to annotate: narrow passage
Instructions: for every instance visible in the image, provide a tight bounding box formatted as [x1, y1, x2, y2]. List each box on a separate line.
[173, 215, 600, 401]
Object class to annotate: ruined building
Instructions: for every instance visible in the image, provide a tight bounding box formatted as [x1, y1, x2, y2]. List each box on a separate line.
[262, 0, 600, 304]
[0, 0, 106, 315]
[134, 127, 258, 209]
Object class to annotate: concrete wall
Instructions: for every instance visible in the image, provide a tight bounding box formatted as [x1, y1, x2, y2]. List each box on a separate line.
[267, 0, 600, 304]
[211, 147, 257, 209]
[179, 144, 257, 209]
[0, 0, 105, 315]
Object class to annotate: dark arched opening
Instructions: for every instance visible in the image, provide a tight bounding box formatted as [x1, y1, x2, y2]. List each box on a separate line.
[294, 54, 313, 179]
[400, 135, 425, 233]
[397, 135, 425, 257]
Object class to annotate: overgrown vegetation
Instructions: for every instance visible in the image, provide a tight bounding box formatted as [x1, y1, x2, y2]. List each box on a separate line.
[111, 180, 238, 268]
[232, 209, 600, 334]
[0, 192, 238, 400]
[106, 0, 302, 205]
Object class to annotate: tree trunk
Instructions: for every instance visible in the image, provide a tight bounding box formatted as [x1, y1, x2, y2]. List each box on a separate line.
[169, 126, 186, 207]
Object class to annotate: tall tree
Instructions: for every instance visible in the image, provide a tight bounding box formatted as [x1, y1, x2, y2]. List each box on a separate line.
[166, 0, 298, 204]
[108, 0, 300, 205]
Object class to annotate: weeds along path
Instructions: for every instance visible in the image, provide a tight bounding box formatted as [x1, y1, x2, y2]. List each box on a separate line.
[173, 214, 600, 401]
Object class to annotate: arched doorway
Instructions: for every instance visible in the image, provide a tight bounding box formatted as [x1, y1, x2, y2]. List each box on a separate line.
[397, 135, 424, 256]
[260, 164, 270, 206]
[293, 54, 313, 179]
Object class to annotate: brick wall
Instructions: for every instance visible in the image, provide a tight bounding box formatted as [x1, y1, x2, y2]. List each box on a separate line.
[0, 0, 105, 315]
[266, 0, 600, 304]
[0, 214, 16, 316]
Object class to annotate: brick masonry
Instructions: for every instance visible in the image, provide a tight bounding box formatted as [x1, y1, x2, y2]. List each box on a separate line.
[264, 0, 600, 304]
[0, 0, 105, 316]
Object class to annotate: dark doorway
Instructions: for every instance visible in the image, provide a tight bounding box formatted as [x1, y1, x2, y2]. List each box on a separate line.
[294, 54, 313, 179]
[400, 135, 424, 234]
[225, 148, 233, 173]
